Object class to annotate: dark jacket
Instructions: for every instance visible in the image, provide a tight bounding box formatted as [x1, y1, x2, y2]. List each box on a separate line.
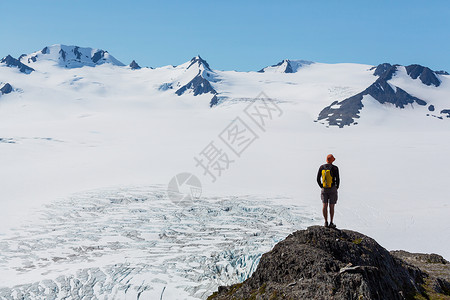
[317, 164, 340, 189]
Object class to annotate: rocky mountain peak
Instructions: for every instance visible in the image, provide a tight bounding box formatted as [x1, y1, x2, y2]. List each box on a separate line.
[258, 59, 314, 73]
[0, 55, 34, 74]
[0, 82, 13, 95]
[405, 64, 441, 87]
[129, 60, 141, 70]
[187, 55, 211, 71]
[19, 44, 125, 69]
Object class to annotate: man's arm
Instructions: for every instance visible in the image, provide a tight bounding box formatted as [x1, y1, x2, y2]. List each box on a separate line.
[317, 166, 323, 188]
[334, 166, 340, 189]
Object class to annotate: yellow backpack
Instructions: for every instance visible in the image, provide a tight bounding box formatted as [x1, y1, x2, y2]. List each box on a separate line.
[322, 168, 333, 188]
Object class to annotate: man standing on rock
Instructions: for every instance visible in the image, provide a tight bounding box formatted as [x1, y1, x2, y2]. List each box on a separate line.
[317, 154, 340, 228]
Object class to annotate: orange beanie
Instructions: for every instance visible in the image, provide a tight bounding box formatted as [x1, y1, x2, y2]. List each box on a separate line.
[326, 154, 335, 163]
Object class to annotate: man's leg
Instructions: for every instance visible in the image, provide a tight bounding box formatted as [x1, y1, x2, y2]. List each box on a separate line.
[329, 204, 335, 224]
[322, 202, 328, 222]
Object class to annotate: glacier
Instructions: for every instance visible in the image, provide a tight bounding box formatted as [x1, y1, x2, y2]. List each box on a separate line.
[0, 186, 317, 299]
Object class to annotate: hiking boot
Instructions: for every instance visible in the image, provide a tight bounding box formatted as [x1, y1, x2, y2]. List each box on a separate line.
[324, 221, 329, 227]
[329, 222, 336, 229]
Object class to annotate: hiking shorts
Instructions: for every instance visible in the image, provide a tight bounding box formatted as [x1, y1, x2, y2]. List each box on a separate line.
[321, 186, 338, 204]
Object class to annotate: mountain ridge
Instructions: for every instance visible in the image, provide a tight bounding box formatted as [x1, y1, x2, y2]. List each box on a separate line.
[1, 44, 449, 127]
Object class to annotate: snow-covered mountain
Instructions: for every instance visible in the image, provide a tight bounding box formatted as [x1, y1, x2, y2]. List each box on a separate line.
[18, 44, 125, 68]
[0, 54, 34, 74]
[0, 45, 450, 127]
[154, 55, 220, 106]
[1, 45, 448, 126]
[317, 63, 449, 127]
[0, 44, 449, 299]
[258, 59, 314, 73]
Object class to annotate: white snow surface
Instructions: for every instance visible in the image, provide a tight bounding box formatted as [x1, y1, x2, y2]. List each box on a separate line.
[0, 50, 449, 299]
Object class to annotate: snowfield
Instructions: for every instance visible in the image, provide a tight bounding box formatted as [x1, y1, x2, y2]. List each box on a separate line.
[0, 45, 449, 299]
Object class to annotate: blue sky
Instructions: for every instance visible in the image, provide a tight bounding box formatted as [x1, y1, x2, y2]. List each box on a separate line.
[1, 0, 449, 71]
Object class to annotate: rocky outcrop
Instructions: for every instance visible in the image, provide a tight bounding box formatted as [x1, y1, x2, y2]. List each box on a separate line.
[258, 59, 314, 73]
[208, 226, 450, 300]
[129, 60, 141, 70]
[0, 55, 34, 74]
[19, 45, 125, 68]
[391, 250, 450, 297]
[175, 56, 219, 107]
[406, 64, 441, 87]
[175, 71, 217, 96]
[440, 109, 450, 118]
[0, 83, 13, 95]
[318, 63, 427, 127]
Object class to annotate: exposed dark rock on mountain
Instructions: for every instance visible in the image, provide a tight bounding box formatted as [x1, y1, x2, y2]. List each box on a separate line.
[129, 60, 141, 70]
[91, 50, 107, 64]
[371, 63, 396, 80]
[317, 80, 427, 128]
[208, 226, 450, 300]
[441, 109, 450, 118]
[175, 71, 217, 96]
[258, 59, 314, 73]
[391, 250, 450, 297]
[41, 46, 49, 54]
[366, 80, 427, 107]
[373, 63, 399, 81]
[0, 55, 34, 74]
[187, 55, 211, 71]
[435, 70, 449, 75]
[209, 95, 219, 107]
[175, 56, 219, 107]
[0, 83, 13, 95]
[20, 45, 125, 68]
[406, 64, 441, 87]
[428, 105, 435, 111]
[318, 63, 428, 127]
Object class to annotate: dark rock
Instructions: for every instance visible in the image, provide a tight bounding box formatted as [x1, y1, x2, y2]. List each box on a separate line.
[158, 83, 172, 91]
[258, 59, 289, 73]
[318, 78, 426, 127]
[406, 64, 441, 87]
[428, 105, 435, 112]
[435, 70, 449, 75]
[208, 226, 448, 300]
[258, 59, 313, 73]
[41, 46, 49, 54]
[441, 109, 450, 118]
[209, 95, 219, 107]
[175, 56, 221, 107]
[0, 55, 34, 74]
[366, 80, 427, 107]
[91, 50, 106, 63]
[59, 49, 66, 61]
[73, 46, 82, 60]
[129, 60, 141, 70]
[372, 63, 393, 78]
[187, 55, 211, 71]
[0, 83, 13, 95]
[175, 71, 217, 96]
[391, 250, 450, 296]
[374, 63, 399, 81]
